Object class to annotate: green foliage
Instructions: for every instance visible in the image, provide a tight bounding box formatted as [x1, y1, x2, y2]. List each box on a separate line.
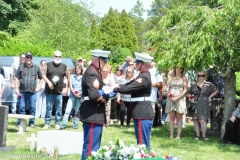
[129, 0, 147, 52]
[109, 47, 132, 70]
[119, 10, 138, 54]
[146, 2, 240, 73]
[99, 7, 124, 52]
[24, 0, 92, 60]
[89, 19, 102, 50]
[0, 0, 36, 36]
[0, 31, 10, 46]
[0, 35, 54, 56]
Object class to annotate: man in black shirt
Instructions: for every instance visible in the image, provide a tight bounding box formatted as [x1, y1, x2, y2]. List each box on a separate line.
[15, 52, 42, 127]
[42, 50, 67, 130]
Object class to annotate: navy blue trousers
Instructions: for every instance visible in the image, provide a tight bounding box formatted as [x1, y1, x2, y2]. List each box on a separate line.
[81, 122, 103, 160]
[134, 119, 153, 148]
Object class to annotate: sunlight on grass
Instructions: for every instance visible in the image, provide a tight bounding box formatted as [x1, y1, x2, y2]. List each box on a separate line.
[2, 118, 240, 160]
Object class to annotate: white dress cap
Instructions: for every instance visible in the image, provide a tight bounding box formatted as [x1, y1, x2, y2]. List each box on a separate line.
[135, 52, 153, 62]
[90, 50, 111, 58]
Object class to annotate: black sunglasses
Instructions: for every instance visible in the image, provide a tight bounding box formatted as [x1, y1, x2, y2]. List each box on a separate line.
[198, 74, 205, 78]
[116, 69, 122, 71]
[55, 56, 61, 58]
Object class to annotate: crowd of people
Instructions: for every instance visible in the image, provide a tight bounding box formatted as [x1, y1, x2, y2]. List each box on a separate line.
[3, 50, 240, 159]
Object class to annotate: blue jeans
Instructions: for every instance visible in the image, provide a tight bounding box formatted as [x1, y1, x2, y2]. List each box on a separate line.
[18, 92, 36, 125]
[35, 88, 46, 118]
[61, 96, 81, 128]
[11, 89, 18, 114]
[45, 94, 62, 126]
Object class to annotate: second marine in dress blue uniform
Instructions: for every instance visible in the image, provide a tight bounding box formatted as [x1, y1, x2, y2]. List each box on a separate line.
[114, 52, 154, 148]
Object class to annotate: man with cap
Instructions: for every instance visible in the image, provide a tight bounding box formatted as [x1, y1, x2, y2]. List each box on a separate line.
[41, 50, 68, 130]
[113, 52, 154, 148]
[15, 52, 42, 127]
[76, 50, 110, 160]
[78, 57, 87, 74]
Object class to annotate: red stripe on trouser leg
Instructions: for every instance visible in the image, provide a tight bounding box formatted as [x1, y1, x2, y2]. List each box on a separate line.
[138, 119, 142, 144]
[88, 123, 94, 157]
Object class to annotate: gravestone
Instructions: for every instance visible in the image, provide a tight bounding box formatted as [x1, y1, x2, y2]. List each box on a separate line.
[37, 130, 83, 154]
[26, 133, 37, 152]
[0, 105, 15, 151]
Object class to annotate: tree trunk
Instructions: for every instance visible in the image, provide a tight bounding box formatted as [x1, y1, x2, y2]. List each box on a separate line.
[221, 70, 236, 138]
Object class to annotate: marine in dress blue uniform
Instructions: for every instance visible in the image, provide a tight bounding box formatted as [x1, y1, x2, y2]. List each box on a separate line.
[114, 52, 154, 148]
[76, 50, 110, 160]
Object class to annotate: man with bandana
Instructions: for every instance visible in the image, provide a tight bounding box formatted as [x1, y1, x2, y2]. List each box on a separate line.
[114, 52, 154, 149]
[77, 50, 110, 160]
[41, 50, 68, 130]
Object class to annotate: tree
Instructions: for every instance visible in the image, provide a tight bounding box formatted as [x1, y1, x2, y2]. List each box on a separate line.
[0, 0, 36, 36]
[109, 47, 132, 70]
[22, 0, 92, 59]
[129, 0, 147, 51]
[146, 0, 240, 136]
[89, 19, 102, 50]
[147, 0, 220, 30]
[99, 7, 124, 52]
[119, 10, 138, 54]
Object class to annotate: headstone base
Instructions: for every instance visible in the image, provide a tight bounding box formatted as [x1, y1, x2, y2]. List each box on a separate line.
[0, 146, 15, 151]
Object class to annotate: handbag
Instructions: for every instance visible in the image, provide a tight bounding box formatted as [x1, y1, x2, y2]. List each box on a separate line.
[188, 102, 196, 111]
[188, 85, 201, 111]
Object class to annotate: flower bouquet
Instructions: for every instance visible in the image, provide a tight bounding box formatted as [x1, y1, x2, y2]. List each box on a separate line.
[87, 139, 157, 160]
[52, 76, 59, 85]
[50, 76, 59, 94]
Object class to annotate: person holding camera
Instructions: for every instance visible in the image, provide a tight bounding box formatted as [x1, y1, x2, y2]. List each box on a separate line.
[188, 70, 218, 140]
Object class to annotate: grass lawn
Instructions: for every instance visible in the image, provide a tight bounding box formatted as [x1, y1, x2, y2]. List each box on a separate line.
[2, 118, 240, 160]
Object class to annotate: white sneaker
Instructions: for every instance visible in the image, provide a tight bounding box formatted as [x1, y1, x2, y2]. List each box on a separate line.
[55, 124, 60, 130]
[42, 125, 50, 130]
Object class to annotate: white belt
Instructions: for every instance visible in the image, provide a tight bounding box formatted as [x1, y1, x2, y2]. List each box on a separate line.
[83, 97, 90, 100]
[131, 97, 150, 102]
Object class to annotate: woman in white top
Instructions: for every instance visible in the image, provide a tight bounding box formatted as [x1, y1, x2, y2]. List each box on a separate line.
[101, 64, 115, 127]
[119, 66, 135, 127]
[112, 65, 125, 125]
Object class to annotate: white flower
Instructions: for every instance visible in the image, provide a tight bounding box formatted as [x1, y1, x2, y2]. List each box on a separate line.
[87, 138, 158, 160]
[52, 76, 59, 85]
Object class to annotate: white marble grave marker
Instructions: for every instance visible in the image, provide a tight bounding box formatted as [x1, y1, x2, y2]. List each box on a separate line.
[26, 133, 37, 151]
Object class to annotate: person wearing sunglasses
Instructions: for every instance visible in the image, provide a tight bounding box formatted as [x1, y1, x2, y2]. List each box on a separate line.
[119, 66, 135, 128]
[112, 65, 125, 125]
[165, 67, 188, 139]
[114, 52, 154, 148]
[188, 70, 218, 141]
[41, 50, 68, 130]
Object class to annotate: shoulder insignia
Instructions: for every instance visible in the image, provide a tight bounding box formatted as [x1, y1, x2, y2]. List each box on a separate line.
[93, 79, 100, 89]
[135, 78, 142, 84]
